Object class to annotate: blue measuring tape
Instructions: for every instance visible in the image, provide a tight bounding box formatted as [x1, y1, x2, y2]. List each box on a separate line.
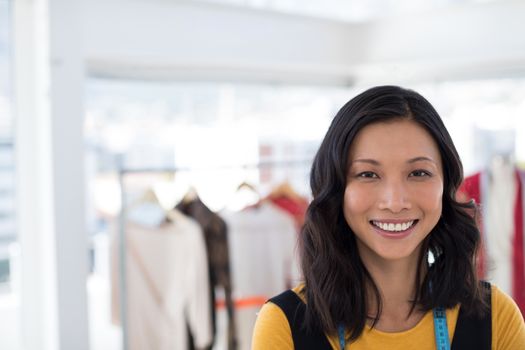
[338, 324, 345, 349]
[337, 308, 450, 349]
[433, 307, 451, 350]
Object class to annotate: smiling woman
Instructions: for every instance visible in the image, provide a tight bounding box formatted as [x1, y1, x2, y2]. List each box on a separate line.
[252, 85, 525, 349]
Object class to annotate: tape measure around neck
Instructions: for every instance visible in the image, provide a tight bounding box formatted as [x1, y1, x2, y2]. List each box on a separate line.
[433, 307, 451, 350]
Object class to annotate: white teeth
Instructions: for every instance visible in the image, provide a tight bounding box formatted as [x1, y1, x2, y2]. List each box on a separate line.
[373, 220, 414, 232]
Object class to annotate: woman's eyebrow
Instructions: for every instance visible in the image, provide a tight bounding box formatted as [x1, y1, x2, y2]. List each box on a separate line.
[407, 156, 437, 165]
[350, 159, 380, 165]
[350, 157, 437, 166]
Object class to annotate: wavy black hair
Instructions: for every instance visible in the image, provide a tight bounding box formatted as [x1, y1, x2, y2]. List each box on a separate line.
[300, 85, 486, 341]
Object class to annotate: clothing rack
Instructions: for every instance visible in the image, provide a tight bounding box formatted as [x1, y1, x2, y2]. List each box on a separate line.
[115, 155, 312, 350]
[117, 158, 313, 174]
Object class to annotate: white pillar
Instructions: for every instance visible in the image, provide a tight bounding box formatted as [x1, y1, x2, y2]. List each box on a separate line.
[13, 0, 90, 349]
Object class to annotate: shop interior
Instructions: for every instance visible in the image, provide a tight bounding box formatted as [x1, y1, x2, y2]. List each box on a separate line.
[0, 0, 525, 349]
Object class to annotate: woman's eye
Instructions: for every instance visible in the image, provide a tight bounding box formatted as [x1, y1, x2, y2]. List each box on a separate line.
[410, 170, 431, 177]
[357, 171, 378, 178]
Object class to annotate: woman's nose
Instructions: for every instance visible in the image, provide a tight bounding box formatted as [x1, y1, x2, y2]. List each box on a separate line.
[377, 180, 412, 213]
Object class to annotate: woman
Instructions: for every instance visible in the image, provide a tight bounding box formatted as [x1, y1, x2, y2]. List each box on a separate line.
[252, 86, 525, 349]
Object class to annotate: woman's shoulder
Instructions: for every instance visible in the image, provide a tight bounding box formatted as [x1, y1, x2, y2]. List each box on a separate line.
[491, 283, 523, 318]
[252, 289, 299, 350]
[292, 283, 306, 299]
[490, 284, 525, 349]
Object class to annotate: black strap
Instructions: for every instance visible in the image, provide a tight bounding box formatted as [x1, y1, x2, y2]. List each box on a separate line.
[270, 282, 492, 350]
[451, 281, 492, 350]
[269, 290, 332, 350]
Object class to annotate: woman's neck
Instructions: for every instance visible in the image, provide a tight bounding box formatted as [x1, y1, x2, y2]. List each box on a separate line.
[363, 255, 427, 332]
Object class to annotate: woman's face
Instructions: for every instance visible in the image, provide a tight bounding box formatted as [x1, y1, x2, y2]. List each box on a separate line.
[343, 118, 444, 265]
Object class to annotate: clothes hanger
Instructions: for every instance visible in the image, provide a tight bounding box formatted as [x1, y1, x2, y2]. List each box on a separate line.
[267, 181, 303, 202]
[181, 185, 199, 205]
[488, 152, 515, 182]
[225, 180, 260, 211]
[127, 187, 169, 227]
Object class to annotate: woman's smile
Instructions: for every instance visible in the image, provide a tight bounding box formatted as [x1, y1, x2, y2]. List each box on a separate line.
[370, 219, 419, 239]
[371, 219, 417, 232]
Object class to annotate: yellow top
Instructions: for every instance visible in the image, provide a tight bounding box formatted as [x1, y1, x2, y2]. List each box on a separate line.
[252, 284, 525, 350]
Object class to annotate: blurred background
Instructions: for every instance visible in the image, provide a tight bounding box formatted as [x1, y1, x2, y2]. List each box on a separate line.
[1, 0, 525, 349]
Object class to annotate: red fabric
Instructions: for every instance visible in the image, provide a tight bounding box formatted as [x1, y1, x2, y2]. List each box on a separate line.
[269, 196, 308, 232]
[513, 170, 525, 315]
[458, 172, 482, 204]
[458, 172, 487, 278]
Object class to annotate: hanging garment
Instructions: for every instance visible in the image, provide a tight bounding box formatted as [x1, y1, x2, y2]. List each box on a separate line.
[458, 167, 525, 315]
[221, 201, 300, 350]
[266, 182, 308, 231]
[269, 195, 309, 232]
[176, 196, 237, 350]
[111, 209, 213, 350]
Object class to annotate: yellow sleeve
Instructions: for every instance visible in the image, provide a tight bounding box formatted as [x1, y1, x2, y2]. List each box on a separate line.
[492, 285, 525, 350]
[251, 302, 294, 350]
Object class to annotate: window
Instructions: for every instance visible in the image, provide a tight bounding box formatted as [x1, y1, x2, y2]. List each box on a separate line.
[0, 1, 20, 349]
[0, 0, 15, 291]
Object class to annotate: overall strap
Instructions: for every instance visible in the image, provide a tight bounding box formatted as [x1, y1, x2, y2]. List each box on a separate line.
[451, 281, 492, 350]
[269, 290, 332, 350]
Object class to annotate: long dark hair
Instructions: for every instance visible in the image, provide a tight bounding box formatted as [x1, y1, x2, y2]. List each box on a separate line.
[300, 85, 486, 341]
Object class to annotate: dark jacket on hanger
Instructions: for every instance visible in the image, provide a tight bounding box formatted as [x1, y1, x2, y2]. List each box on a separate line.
[177, 197, 237, 350]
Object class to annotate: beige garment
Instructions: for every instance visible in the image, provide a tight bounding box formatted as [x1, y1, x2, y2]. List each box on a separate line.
[485, 160, 516, 295]
[221, 202, 300, 350]
[111, 209, 212, 350]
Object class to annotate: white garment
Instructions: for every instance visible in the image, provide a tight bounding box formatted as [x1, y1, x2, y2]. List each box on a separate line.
[221, 202, 299, 350]
[484, 160, 516, 295]
[111, 209, 212, 350]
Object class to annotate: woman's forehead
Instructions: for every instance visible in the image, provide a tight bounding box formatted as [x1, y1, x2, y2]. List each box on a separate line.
[348, 119, 442, 164]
